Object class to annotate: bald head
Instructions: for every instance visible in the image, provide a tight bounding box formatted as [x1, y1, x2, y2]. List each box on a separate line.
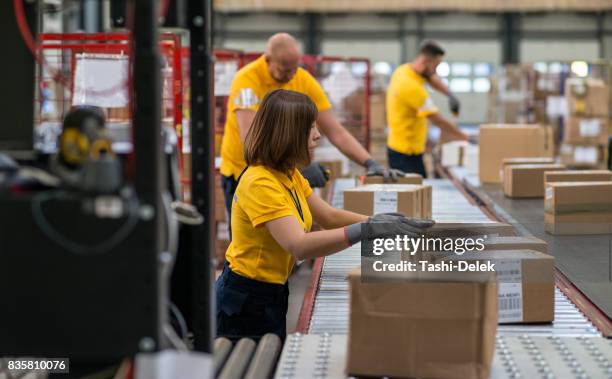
[265, 33, 301, 83]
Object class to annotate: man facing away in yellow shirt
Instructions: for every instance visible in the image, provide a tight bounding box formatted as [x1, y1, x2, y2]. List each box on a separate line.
[220, 33, 403, 228]
[386, 40, 468, 177]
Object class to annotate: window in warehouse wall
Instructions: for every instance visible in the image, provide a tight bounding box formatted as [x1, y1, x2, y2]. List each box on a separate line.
[437, 61, 492, 93]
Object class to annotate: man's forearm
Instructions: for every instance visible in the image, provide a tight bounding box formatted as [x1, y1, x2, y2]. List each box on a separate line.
[428, 74, 450, 96]
[327, 126, 371, 166]
[428, 113, 466, 140]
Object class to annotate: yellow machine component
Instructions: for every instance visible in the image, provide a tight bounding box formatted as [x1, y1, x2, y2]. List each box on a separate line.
[60, 128, 90, 165]
[90, 138, 114, 160]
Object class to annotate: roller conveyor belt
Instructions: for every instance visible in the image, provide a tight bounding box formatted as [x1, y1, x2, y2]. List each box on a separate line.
[309, 178, 601, 337]
[275, 178, 609, 378]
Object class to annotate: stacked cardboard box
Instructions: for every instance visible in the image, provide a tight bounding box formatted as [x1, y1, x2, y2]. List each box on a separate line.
[483, 236, 548, 254]
[560, 143, 608, 169]
[499, 157, 556, 182]
[479, 124, 554, 183]
[343, 184, 432, 219]
[563, 78, 610, 169]
[347, 268, 497, 379]
[356, 173, 423, 186]
[503, 164, 566, 198]
[437, 250, 554, 323]
[545, 181, 612, 235]
[544, 170, 612, 187]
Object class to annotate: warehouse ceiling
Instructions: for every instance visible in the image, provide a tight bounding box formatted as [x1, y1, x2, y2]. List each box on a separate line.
[214, 0, 612, 12]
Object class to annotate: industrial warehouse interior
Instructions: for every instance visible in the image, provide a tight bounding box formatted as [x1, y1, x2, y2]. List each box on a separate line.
[2, 0, 612, 378]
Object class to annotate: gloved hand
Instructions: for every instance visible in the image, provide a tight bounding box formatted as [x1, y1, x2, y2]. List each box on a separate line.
[345, 212, 435, 245]
[300, 162, 330, 188]
[448, 93, 460, 115]
[364, 159, 405, 182]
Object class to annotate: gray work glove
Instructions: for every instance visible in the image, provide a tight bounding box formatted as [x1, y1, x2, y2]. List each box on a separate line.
[345, 212, 435, 245]
[301, 162, 330, 188]
[448, 93, 460, 115]
[364, 159, 405, 182]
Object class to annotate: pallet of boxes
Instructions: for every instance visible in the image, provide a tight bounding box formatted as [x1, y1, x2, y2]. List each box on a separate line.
[342, 178, 555, 378]
[561, 78, 610, 170]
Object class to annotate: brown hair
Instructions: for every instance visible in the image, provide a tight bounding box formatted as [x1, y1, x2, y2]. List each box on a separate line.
[419, 40, 445, 57]
[244, 89, 317, 174]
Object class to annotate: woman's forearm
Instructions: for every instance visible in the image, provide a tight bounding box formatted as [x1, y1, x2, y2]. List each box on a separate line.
[290, 228, 352, 260]
[319, 208, 367, 229]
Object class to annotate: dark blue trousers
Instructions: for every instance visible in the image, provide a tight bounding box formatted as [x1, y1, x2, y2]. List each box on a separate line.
[215, 263, 289, 342]
[387, 147, 427, 178]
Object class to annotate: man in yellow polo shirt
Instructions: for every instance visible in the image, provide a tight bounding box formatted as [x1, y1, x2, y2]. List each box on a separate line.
[220, 33, 401, 222]
[386, 40, 467, 177]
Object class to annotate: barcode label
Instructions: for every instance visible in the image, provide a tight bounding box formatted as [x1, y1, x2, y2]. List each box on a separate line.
[373, 191, 397, 214]
[498, 282, 523, 323]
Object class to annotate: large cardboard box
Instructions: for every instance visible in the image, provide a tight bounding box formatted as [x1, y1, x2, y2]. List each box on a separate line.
[545, 182, 612, 235]
[564, 116, 609, 145]
[565, 78, 610, 117]
[503, 164, 566, 198]
[438, 250, 554, 323]
[545, 170, 612, 187]
[357, 173, 423, 185]
[560, 143, 608, 169]
[343, 184, 427, 218]
[347, 268, 497, 379]
[429, 221, 516, 237]
[479, 124, 554, 183]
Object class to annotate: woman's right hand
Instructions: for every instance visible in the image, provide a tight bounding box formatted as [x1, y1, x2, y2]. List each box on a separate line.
[345, 213, 435, 245]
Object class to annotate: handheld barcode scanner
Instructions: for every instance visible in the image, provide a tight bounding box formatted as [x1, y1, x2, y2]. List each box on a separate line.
[52, 105, 123, 193]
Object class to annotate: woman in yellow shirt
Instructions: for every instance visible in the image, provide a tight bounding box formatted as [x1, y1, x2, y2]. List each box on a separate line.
[216, 89, 433, 341]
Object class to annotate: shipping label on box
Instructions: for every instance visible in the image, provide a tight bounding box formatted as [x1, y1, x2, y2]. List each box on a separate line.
[564, 116, 609, 145]
[439, 250, 554, 323]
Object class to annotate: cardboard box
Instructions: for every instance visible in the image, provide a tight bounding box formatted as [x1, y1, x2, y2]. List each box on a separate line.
[347, 268, 497, 379]
[479, 124, 554, 183]
[429, 221, 516, 237]
[441, 141, 470, 167]
[500, 157, 556, 182]
[545, 182, 612, 235]
[560, 143, 608, 169]
[343, 184, 425, 218]
[464, 144, 479, 175]
[545, 170, 612, 187]
[438, 250, 554, 323]
[564, 116, 609, 145]
[565, 78, 610, 117]
[503, 164, 566, 198]
[421, 184, 432, 219]
[357, 173, 423, 186]
[483, 236, 548, 254]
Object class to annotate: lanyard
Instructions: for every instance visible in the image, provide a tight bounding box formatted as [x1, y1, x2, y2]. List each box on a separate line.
[285, 185, 305, 223]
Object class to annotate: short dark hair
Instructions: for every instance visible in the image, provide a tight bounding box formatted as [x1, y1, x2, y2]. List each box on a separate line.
[244, 89, 317, 174]
[419, 40, 445, 57]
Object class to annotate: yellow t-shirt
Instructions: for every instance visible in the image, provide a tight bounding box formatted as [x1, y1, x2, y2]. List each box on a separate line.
[386, 64, 439, 155]
[220, 55, 332, 179]
[226, 165, 313, 284]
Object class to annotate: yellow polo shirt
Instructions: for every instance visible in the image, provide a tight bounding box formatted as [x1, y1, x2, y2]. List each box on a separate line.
[226, 165, 313, 284]
[386, 64, 439, 155]
[220, 55, 332, 179]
